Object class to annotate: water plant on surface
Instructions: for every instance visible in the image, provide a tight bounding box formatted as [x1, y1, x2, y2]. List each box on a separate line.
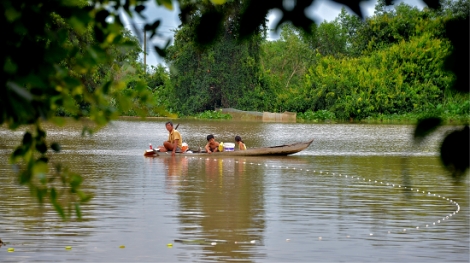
[298, 110, 336, 121]
[196, 110, 232, 120]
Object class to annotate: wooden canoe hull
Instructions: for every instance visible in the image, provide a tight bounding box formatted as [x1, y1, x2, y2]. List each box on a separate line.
[144, 139, 313, 157]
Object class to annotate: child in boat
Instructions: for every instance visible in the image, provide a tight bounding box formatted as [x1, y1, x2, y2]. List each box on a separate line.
[205, 134, 220, 154]
[235, 135, 246, 150]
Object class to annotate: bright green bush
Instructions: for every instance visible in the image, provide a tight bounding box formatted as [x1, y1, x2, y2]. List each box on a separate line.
[298, 110, 336, 121]
[304, 33, 453, 120]
[196, 110, 232, 119]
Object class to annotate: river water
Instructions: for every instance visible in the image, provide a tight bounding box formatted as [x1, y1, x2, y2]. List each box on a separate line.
[0, 118, 468, 262]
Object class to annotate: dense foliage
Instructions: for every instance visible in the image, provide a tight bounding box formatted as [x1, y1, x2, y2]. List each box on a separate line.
[305, 32, 453, 119]
[196, 109, 233, 119]
[256, 2, 468, 121]
[164, 0, 265, 115]
[1, 0, 162, 218]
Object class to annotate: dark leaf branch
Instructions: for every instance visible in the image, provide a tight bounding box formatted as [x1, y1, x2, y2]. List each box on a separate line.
[10, 124, 92, 219]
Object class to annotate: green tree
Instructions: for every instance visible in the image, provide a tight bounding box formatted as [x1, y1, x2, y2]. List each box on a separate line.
[165, 0, 265, 115]
[315, 20, 348, 57]
[260, 24, 316, 112]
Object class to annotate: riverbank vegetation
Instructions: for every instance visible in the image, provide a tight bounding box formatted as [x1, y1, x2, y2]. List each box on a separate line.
[122, 1, 469, 124]
[42, 1, 468, 124]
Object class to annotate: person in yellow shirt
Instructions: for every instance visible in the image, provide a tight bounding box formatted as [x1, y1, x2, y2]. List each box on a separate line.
[158, 121, 182, 156]
[235, 135, 246, 150]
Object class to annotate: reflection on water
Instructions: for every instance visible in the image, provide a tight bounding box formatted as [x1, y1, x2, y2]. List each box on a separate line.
[173, 157, 265, 261]
[0, 118, 468, 262]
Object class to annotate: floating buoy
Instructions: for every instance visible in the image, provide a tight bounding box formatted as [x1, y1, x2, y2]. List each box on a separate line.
[167, 243, 173, 247]
[65, 246, 72, 250]
[8, 248, 14, 252]
[119, 245, 125, 249]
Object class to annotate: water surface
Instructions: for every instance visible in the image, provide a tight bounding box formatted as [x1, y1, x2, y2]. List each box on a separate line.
[0, 119, 468, 262]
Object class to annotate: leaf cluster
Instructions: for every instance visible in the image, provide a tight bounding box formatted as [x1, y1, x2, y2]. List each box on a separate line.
[1, 0, 158, 219]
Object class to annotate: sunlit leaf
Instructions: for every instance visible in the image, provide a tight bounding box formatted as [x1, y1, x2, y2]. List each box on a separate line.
[50, 187, 57, 201]
[50, 117, 66, 126]
[69, 16, 88, 34]
[157, 0, 173, 10]
[36, 187, 45, 204]
[75, 203, 82, 218]
[210, 0, 227, 5]
[52, 201, 66, 219]
[4, 6, 21, 22]
[70, 174, 83, 189]
[134, 80, 148, 92]
[33, 160, 49, 177]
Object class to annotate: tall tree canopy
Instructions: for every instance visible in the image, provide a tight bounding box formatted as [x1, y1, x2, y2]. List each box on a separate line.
[165, 0, 266, 115]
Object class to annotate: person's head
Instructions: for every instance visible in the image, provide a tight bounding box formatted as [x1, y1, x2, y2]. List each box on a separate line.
[207, 134, 215, 142]
[165, 121, 173, 132]
[235, 135, 242, 142]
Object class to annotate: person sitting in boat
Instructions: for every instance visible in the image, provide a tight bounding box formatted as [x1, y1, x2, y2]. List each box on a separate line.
[157, 121, 182, 156]
[235, 136, 246, 150]
[205, 134, 220, 154]
[235, 135, 246, 150]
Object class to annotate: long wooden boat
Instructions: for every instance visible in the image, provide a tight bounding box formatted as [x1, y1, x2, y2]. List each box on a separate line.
[144, 139, 313, 157]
